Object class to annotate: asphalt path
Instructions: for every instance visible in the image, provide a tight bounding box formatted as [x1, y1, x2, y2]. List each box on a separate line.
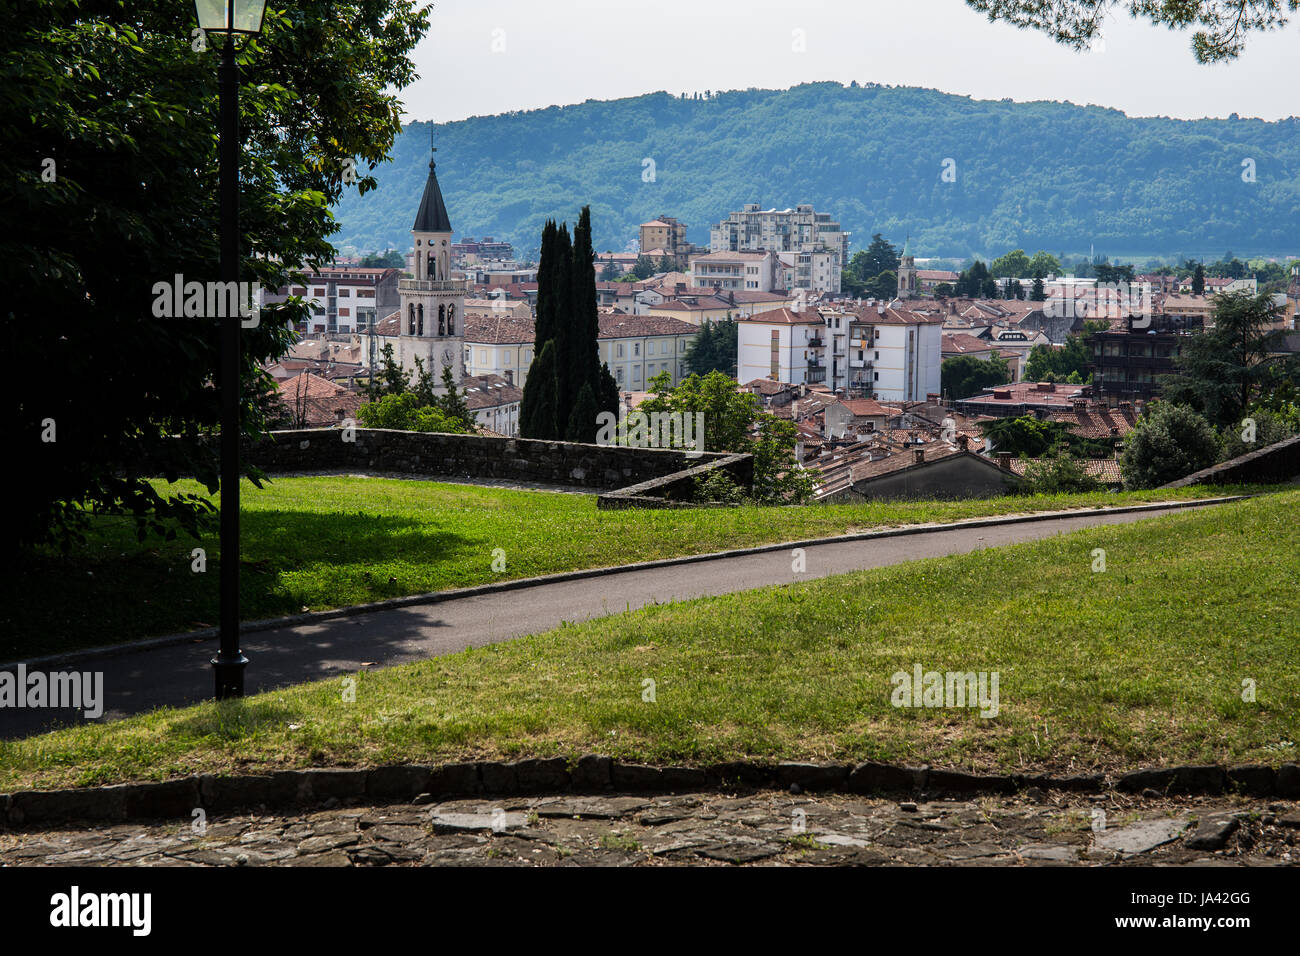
[0, 502, 1228, 739]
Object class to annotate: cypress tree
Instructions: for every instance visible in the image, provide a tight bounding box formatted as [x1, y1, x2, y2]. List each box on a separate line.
[572, 206, 602, 396]
[550, 223, 577, 411]
[598, 361, 619, 416]
[522, 340, 560, 439]
[564, 381, 600, 443]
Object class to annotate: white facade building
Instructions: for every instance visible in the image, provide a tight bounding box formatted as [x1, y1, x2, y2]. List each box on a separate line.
[710, 203, 849, 294]
[738, 303, 943, 402]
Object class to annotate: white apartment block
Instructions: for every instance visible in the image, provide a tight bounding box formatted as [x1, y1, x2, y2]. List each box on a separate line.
[738, 303, 943, 402]
[710, 203, 849, 294]
[689, 251, 777, 291]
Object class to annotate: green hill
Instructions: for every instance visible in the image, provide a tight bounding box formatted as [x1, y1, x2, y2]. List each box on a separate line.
[331, 82, 1300, 261]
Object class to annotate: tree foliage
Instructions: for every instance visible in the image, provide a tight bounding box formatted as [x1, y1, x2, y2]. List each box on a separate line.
[330, 84, 1300, 259]
[942, 353, 1011, 400]
[8, 0, 429, 550]
[638, 371, 814, 504]
[685, 317, 739, 376]
[966, 0, 1299, 63]
[1120, 402, 1221, 489]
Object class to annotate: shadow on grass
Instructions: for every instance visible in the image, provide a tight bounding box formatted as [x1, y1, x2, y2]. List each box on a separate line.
[0, 510, 472, 661]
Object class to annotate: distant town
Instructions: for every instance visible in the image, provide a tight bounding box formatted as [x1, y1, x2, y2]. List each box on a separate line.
[263, 163, 1300, 500]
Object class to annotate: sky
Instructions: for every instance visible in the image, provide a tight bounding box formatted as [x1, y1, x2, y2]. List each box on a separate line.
[401, 0, 1298, 124]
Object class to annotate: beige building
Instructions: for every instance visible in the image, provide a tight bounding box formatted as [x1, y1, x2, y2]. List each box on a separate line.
[600, 314, 699, 390]
[710, 202, 849, 294]
[639, 217, 689, 258]
[689, 250, 778, 291]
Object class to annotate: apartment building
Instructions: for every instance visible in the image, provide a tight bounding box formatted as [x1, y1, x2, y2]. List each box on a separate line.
[265, 267, 401, 334]
[737, 303, 943, 402]
[710, 202, 849, 294]
[639, 217, 695, 258]
[689, 250, 778, 292]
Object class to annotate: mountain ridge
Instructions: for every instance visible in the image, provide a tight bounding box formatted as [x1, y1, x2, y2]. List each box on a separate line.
[331, 81, 1300, 261]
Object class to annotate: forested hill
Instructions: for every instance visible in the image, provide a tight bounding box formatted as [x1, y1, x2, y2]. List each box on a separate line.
[331, 82, 1300, 260]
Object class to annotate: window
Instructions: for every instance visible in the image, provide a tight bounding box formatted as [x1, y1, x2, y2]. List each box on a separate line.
[647, 341, 655, 355]
[874, 371, 879, 381]
[313, 288, 325, 296]
[617, 343, 624, 358]
[504, 352, 511, 365]
[339, 288, 350, 297]
[633, 343, 640, 357]
[478, 349, 487, 364]
[339, 308, 349, 317]
[616, 367, 624, 383]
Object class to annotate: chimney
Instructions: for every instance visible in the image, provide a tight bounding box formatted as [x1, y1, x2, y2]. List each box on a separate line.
[1071, 398, 1086, 413]
[504, 369, 514, 386]
[957, 434, 969, 450]
[912, 448, 925, 465]
[997, 452, 1012, 470]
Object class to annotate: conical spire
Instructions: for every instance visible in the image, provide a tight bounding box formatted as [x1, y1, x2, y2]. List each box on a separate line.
[413, 145, 452, 233]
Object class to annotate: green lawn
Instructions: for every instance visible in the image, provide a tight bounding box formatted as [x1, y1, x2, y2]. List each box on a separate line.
[2, 488, 1295, 793]
[1, 476, 1250, 660]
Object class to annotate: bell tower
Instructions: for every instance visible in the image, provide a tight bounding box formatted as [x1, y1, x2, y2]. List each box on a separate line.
[398, 143, 466, 386]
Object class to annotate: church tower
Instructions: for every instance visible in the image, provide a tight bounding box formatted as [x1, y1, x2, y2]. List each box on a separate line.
[398, 145, 466, 386]
[896, 236, 917, 300]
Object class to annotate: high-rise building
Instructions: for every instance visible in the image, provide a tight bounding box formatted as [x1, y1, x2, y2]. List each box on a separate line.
[709, 203, 849, 294]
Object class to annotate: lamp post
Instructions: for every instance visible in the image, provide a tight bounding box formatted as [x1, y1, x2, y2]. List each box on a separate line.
[195, 0, 266, 699]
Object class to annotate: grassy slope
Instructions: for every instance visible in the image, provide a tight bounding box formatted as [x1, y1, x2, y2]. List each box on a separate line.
[0, 475, 1250, 659]
[2, 489, 1295, 792]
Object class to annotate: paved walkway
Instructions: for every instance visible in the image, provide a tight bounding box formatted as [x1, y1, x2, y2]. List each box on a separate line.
[1, 789, 1295, 866]
[2, 502, 1229, 738]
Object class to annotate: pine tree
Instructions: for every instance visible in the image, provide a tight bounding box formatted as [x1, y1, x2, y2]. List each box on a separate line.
[434, 365, 474, 431]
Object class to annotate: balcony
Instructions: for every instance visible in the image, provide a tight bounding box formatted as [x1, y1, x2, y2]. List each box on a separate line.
[399, 278, 470, 293]
[806, 364, 827, 384]
[806, 336, 825, 349]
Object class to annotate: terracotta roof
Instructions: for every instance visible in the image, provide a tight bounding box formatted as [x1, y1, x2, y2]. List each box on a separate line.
[463, 313, 535, 345]
[744, 378, 795, 395]
[835, 398, 890, 418]
[1048, 403, 1137, 439]
[598, 314, 698, 338]
[646, 296, 732, 312]
[276, 372, 362, 428]
[942, 333, 995, 355]
[459, 373, 522, 410]
[737, 307, 824, 326]
[852, 304, 946, 325]
[1009, 458, 1123, 483]
[915, 269, 959, 281]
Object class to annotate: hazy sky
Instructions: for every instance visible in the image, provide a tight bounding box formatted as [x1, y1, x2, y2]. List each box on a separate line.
[401, 0, 1298, 124]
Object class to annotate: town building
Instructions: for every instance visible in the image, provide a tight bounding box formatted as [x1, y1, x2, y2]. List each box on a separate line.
[639, 217, 699, 259]
[397, 146, 469, 386]
[689, 250, 778, 292]
[264, 267, 401, 335]
[709, 203, 849, 294]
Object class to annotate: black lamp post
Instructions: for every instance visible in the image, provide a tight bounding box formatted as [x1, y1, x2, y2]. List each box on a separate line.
[196, 0, 266, 699]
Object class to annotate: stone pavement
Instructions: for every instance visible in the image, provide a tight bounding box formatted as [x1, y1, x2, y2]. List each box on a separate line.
[3, 789, 1297, 867]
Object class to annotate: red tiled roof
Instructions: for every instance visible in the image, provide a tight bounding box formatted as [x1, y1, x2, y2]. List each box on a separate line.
[737, 307, 824, 325]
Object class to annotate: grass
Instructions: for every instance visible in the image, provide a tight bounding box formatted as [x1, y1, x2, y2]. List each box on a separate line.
[2, 488, 1296, 793]
[1, 475, 1257, 659]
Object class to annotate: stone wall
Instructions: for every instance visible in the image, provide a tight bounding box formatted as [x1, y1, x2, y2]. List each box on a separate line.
[245, 428, 752, 497]
[1163, 433, 1300, 488]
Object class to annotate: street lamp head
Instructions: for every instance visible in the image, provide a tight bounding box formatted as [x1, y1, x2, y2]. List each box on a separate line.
[194, 0, 267, 35]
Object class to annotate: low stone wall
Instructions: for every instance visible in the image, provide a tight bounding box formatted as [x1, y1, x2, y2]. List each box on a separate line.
[1163, 433, 1300, 488]
[597, 453, 754, 509]
[246, 428, 751, 499]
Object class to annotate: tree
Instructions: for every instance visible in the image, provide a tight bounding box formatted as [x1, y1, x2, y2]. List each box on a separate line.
[1159, 291, 1291, 428]
[1095, 263, 1135, 285]
[356, 392, 474, 434]
[1028, 251, 1062, 277]
[637, 371, 814, 503]
[942, 353, 1011, 400]
[933, 282, 955, 298]
[1030, 275, 1047, 300]
[858, 233, 901, 279]
[979, 415, 1074, 457]
[1023, 324, 1103, 382]
[965, 0, 1299, 63]
[867, 269, 898, 300]
[685, 317, 739, 376]
[1007, 278, 1026, 300]
[1018, 447, 1100, 494]
[1121, 403, 1221, 489]
[599, 259, 621, 281]
[520, 340, 560, 439]
[8, 0, 429, 551]
[631, 254, 658, 280]
[564, 382, 601, 443]
[1192, 263, 1206, 294]
[991, 248, 1032, 278]
[1220, 408, 1297, 461]
[360, 249, 404, 268]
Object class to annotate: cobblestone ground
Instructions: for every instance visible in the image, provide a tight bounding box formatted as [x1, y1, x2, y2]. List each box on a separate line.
[2, 790, 1298, 867]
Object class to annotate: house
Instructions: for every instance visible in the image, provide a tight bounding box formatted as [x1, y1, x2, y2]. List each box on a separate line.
[276, 371, 362, 428]
[823, 397, 890, 440]
[823, 437, 1023, 502]
[459, 373, 522, 437]
[599, 314, 699, 390]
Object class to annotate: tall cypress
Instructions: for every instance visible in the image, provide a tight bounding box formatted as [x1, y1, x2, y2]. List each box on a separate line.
[572, 207, 601, 398]
[550, 223, 577, 411]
